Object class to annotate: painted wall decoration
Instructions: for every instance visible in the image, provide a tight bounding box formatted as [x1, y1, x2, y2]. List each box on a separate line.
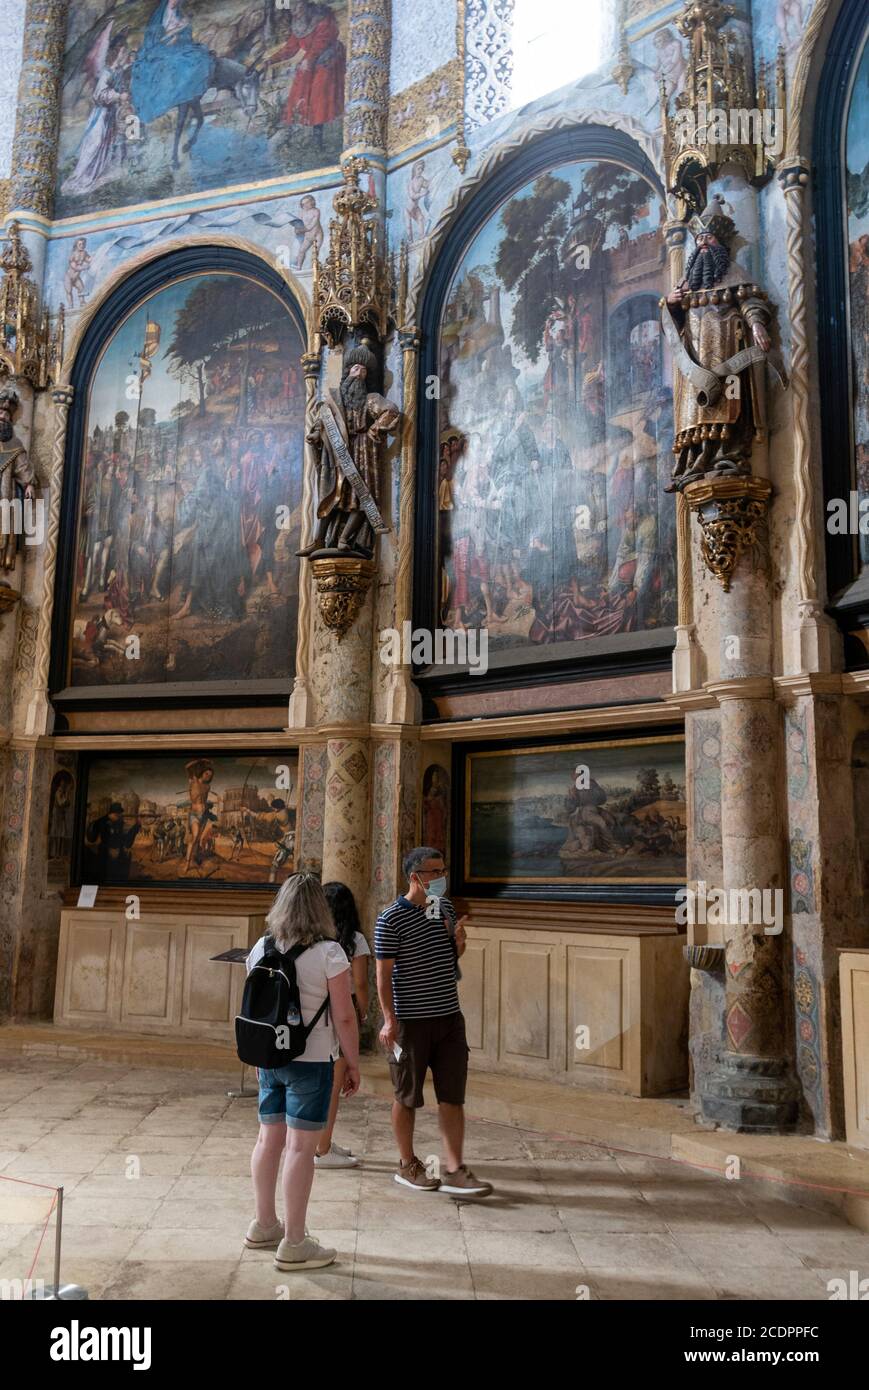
[47, 763, 76, 886]
[463, 735, 686, 885]
[421, 763, 449, 856]
[435, 159, 676, 655]
[846, 32, 869, 571]
[55, 0, 348, 218]
[76, 752, 298, 886]
[65, 271, 305, 689]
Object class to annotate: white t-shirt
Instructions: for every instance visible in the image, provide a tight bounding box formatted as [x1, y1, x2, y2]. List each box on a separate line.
[352, 931, 371, 962]
[246, 937, 350, 1062]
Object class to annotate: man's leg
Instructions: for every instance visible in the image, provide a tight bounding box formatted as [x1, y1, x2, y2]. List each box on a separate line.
[391, 1099, 415, 1165]
[437, 1102, 464, 1173]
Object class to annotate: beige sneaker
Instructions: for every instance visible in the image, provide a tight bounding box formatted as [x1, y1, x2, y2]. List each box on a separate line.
[244, 1218, 284, 1249]
[274, 1235, 337, 1271]
[394, 1156, 440, 1192]
[439, 1165, 493, 1197]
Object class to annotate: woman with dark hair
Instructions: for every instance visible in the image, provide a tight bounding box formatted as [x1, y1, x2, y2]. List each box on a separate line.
[315, 881, 371, 1168]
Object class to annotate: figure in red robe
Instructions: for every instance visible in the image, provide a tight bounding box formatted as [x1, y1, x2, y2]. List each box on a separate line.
[267, 1, 345, 132]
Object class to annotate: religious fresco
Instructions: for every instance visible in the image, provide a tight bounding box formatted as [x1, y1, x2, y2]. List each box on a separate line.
[421, 763, 449, 857]
[464, 736, 686, 886]
[65, 271, 305, 689]
[846, 33, 869, 571]
[436, 160, 676, 653]
[47, 763, 76, 887]
[77, 753, 298, 886]
[55, 0, 348, 219]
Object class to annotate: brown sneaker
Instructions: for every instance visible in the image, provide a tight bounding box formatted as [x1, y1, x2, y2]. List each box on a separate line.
[394, 1155, 440, 1192]
[440, 1165, 493, 1196]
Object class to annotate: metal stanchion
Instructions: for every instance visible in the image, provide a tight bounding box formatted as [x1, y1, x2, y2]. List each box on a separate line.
[26, 1187, 88, 1300]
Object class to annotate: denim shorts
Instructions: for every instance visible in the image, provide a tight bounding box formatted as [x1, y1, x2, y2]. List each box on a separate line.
[257, 1060, 334, 1130]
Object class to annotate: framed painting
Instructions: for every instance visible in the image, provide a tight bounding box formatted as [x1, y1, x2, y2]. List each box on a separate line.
[454, 732, 686, 903]
[72, 750, 298, 889]
[415, 128, 676, 690]
[52, 250, 307, 706]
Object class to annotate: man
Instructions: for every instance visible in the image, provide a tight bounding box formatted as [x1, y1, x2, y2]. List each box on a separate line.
[0, 388, 37, 573]
[184, 758, 218, 874]
[84, 801, 141, 882]
[375, 845, 493, 1196]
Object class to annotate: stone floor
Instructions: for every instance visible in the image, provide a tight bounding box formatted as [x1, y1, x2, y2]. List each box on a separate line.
[1, 1055, 868, 1301]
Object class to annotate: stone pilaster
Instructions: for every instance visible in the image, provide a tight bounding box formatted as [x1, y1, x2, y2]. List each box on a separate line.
[9, 0, 68, 224]
[322, 738, 372, 911]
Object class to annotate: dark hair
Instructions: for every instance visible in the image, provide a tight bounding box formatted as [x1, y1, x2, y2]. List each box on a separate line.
[402, 845, 442, 880]
[322, 881, 361, 959]
[109, 802, 124, 814]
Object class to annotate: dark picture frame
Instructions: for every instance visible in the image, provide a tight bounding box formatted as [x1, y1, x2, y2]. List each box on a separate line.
[72, 747, 299, 892]
[414, 126, 676, 699]
[451, 727, 686, 906]
[50, 245, 308, 716]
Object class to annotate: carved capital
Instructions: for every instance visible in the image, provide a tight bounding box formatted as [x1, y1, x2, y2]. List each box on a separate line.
[301, 349, 322, 381]
[777, 158, 811, 194]
[51, 384, 74, 409]
[311, 555, 376, 638]
[684, 475, 773, 592]
[397, 328, 421, 355]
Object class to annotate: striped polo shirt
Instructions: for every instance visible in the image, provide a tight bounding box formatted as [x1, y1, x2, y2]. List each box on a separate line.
[374, 895, 460, 1020]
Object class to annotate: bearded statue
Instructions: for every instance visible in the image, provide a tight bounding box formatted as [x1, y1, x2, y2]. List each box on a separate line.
[661, 195, 787, 493]
[299, 340, 401, 558]
[0, 387, 37, 572]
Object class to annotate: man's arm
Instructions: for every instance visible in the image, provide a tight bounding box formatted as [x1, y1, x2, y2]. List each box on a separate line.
[376, 958, 397, 1048]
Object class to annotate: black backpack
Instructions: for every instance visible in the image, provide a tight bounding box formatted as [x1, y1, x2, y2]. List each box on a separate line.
[235, 938, 329, 1068]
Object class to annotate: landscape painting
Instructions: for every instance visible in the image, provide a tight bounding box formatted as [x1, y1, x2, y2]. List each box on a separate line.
[437, 159, 676, 655]
[56, 0, 348, 217]
[465, 736, 686, 885]
[77, 753, 298, 886]
[67, 271, 306, 689]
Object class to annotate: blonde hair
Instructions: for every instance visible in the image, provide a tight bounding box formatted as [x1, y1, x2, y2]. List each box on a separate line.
[265, 872, 337, 951]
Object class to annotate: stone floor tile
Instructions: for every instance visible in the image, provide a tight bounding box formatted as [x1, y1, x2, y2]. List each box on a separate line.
[101, 1260, 238, 1300]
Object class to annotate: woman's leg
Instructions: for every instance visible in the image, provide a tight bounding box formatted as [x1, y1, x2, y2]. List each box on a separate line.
[316, 1058, 346, 1156]
[282, 1128, 322, 1244]
[250, 1122, 286, 1227]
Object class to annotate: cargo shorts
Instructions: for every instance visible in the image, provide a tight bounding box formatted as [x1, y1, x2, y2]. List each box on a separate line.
[389, 1011, 469, 1108]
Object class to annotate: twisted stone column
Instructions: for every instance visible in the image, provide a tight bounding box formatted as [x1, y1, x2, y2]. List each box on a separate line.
[386, 328, 422, 724]
[778, 159, 834, 674]
[344, 0, 391, 158]
[25, 384, 73, 737]
[288, 350, 322, 730]
[9, 0, 68, 222]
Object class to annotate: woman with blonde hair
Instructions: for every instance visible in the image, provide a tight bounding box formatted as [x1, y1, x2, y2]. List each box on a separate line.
[244, 872, 360, 1271]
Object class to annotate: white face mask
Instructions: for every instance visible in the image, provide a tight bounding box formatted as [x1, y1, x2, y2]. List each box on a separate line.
[425, 874, 447, 899]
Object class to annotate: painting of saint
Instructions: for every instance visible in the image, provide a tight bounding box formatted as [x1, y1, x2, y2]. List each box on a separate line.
[48, 770, 75, 865]
[55, 1, 348, 216]
[78, 753, 298, 886]
[436, 160, 676, 659]
[66, 272, 306, 690]
[464, 737, 686, 886]
[421, 765, 449, 856]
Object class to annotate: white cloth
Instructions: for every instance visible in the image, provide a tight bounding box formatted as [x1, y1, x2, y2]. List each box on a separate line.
[246, 936, 350, 1062]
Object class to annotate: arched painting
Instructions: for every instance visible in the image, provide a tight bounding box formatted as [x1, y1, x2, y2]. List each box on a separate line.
[65, 271, 306, 688]
[436, 159, 676, 654]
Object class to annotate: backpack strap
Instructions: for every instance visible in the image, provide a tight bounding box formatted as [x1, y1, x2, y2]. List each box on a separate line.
[285, 942, 330, 1034]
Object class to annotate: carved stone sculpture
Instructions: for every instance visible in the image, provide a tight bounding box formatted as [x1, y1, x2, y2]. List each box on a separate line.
[661, 195, 787, 494]
[0, 387, 38, 573]
[299, 340, 400, 559]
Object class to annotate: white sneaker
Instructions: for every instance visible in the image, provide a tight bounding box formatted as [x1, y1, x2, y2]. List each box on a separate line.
[244, 1218, 283, 1249]
[314, 1142, 359, 1168]
[274, 1236, 337, 1271]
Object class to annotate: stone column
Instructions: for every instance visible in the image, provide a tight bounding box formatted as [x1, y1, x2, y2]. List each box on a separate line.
[698, 535, 800, 1130]
[26, 385, 74, 737]
[9, 0, 67, 223]
[288, 350, 322, 730]
[385, 328, 422, 724]
[344, 0, 390, 159]
[777, 159, 836, 675]
[664, 219, 702, 694]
